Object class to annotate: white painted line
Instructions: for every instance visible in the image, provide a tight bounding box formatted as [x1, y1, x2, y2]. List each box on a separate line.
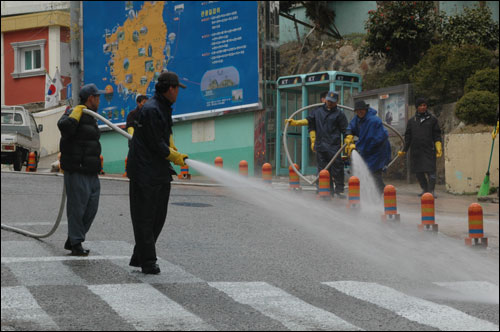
[324, 281, 499, 331]
[209, 281, 361, 331]
[1, 286, 59, 330]
[88, 284, 214, 331]
[1, 255, 130, 264]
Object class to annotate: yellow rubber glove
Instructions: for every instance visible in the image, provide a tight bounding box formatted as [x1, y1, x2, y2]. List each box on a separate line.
[492, 121, 499, 140]
[435, 141, 442, 158]
[166, 148, 188, 166]
[69, 105, 86, 122]
[310, 130, 316, 152]
[169, 134, 178, 151]
[285, 119, 308, 127]
[397, 151, 406, 157]
[127, 127, 134, 136]
[344, 135, 354, 154]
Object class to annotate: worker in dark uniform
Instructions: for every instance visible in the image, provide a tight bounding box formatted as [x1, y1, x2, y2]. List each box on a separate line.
[58, 83, 105, 256]
[126, 72, 188, 274]
[286, 91, 348, 197]
[398, 97, 442, 197]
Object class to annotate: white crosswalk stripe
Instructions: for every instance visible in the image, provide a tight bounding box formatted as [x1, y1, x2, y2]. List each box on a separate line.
[2, 241, 498, 331]
[86, 240, 204, 283]
[88, 284, 214, 331]
[1, 286, 59, 330]
[209, 281, 361, 331]
[323, 281, 499, 331]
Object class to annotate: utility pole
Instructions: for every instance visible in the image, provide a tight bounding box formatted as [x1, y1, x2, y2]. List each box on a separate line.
[70, 1, 81, 106]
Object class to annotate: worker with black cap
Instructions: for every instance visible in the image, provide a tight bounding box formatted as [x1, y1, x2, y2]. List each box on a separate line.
[58, 83, 106, 256]
[345, 100, 391, 195]
[286, 90, 348, 198]
[126, 71, 188, 274]
[398, 97, 442, 197]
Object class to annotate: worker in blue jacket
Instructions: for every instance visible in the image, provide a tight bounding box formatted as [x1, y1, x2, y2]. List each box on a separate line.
[345, 100, 391, 195]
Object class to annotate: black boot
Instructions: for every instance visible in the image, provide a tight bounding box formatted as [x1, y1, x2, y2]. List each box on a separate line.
[70, 243, 90, 256]
[64, 237, 72, 251]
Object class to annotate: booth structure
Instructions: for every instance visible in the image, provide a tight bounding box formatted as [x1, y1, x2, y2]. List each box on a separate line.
[275, 71, 362, 176]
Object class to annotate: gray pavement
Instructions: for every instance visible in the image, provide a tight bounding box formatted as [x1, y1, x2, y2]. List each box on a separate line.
[31, 152, 500, 252]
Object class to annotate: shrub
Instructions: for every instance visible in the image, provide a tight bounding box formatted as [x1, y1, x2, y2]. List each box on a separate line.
[363, 66, 412, 91]
[455, 91, 498, 125]
[464, 67, 499, 96]
[360, 1, 444, 68]
[411, 44, 454, 105]
[412, 44, 494, 104]
[444, 45, 495, 97]
[441, 5, 499, 51]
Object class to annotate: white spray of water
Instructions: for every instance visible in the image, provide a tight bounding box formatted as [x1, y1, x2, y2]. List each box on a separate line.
[185, 159, 499, 304]
[351, 150, 382, 208]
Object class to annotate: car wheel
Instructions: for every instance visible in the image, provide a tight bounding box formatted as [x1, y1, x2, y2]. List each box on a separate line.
[13, 150, 23, 171]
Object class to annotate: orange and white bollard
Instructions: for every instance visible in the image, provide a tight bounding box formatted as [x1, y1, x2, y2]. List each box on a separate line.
[178, 165, 191, 180]
[262, 163, 272, 185]
[465, 203, 488, 248]
[239, 160, 248, 177]
[318, 169, 331, 200]
[123, 157, 128, 177]
[381, 185, 400, 222]
[214, 156, 223, 168]
[26, 152, 36, 172]
[418, 193, 438, 232]
[347, 176, 360, 209]
[288, 164, 301, 191]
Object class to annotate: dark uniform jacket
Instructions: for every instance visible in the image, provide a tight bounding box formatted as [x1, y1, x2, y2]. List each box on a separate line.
[127, 91, 176, 184]
[57, 108, 102, 174]
[306, 104, 348, 153]
[403, 111, 442, 173]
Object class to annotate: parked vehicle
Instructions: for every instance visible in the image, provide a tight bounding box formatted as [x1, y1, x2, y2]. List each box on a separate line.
[1, 105, 43, 171]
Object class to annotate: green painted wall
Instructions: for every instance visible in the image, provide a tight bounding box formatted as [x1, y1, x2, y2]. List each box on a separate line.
[100, 111, 255, 176]
[100, 130, 129, 174]
[170, 111, 255, 176]
[279, 1, 376, 45]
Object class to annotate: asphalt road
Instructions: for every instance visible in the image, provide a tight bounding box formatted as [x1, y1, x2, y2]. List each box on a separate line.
[2, 171, 499, 331]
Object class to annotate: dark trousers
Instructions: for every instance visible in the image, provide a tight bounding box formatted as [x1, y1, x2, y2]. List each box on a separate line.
[129, 180, 171, 267]
[64, 172, 100, 245]
[416, 171, 436, 193]
[372, 170, 386, 195]
[317, 150, 344, 194]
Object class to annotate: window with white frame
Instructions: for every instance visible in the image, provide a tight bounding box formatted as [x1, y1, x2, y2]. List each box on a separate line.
[11, 39, 46, 78]
[22, 47, 42, 71]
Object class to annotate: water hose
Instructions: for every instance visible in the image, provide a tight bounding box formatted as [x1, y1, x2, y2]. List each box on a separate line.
[1, 109, 131, 238]
[283, 103, 404, 185]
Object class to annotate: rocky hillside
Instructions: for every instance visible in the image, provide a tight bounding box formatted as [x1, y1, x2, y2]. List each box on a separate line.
[279, 38, 386, 77]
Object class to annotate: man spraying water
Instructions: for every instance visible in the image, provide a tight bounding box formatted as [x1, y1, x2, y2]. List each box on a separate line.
[344, 100, 391, 195]
[126, 71, 188, 274]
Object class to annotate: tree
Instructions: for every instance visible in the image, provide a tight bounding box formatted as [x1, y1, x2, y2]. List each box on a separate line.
[360, 1, 444, 68]
[441, 5, 499, 51]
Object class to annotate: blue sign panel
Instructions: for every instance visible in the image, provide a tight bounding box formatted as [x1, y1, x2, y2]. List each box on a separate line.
[83, 1, 259, 124]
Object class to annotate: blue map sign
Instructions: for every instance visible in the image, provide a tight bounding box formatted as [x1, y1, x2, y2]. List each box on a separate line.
[82, 1, 259, 125]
